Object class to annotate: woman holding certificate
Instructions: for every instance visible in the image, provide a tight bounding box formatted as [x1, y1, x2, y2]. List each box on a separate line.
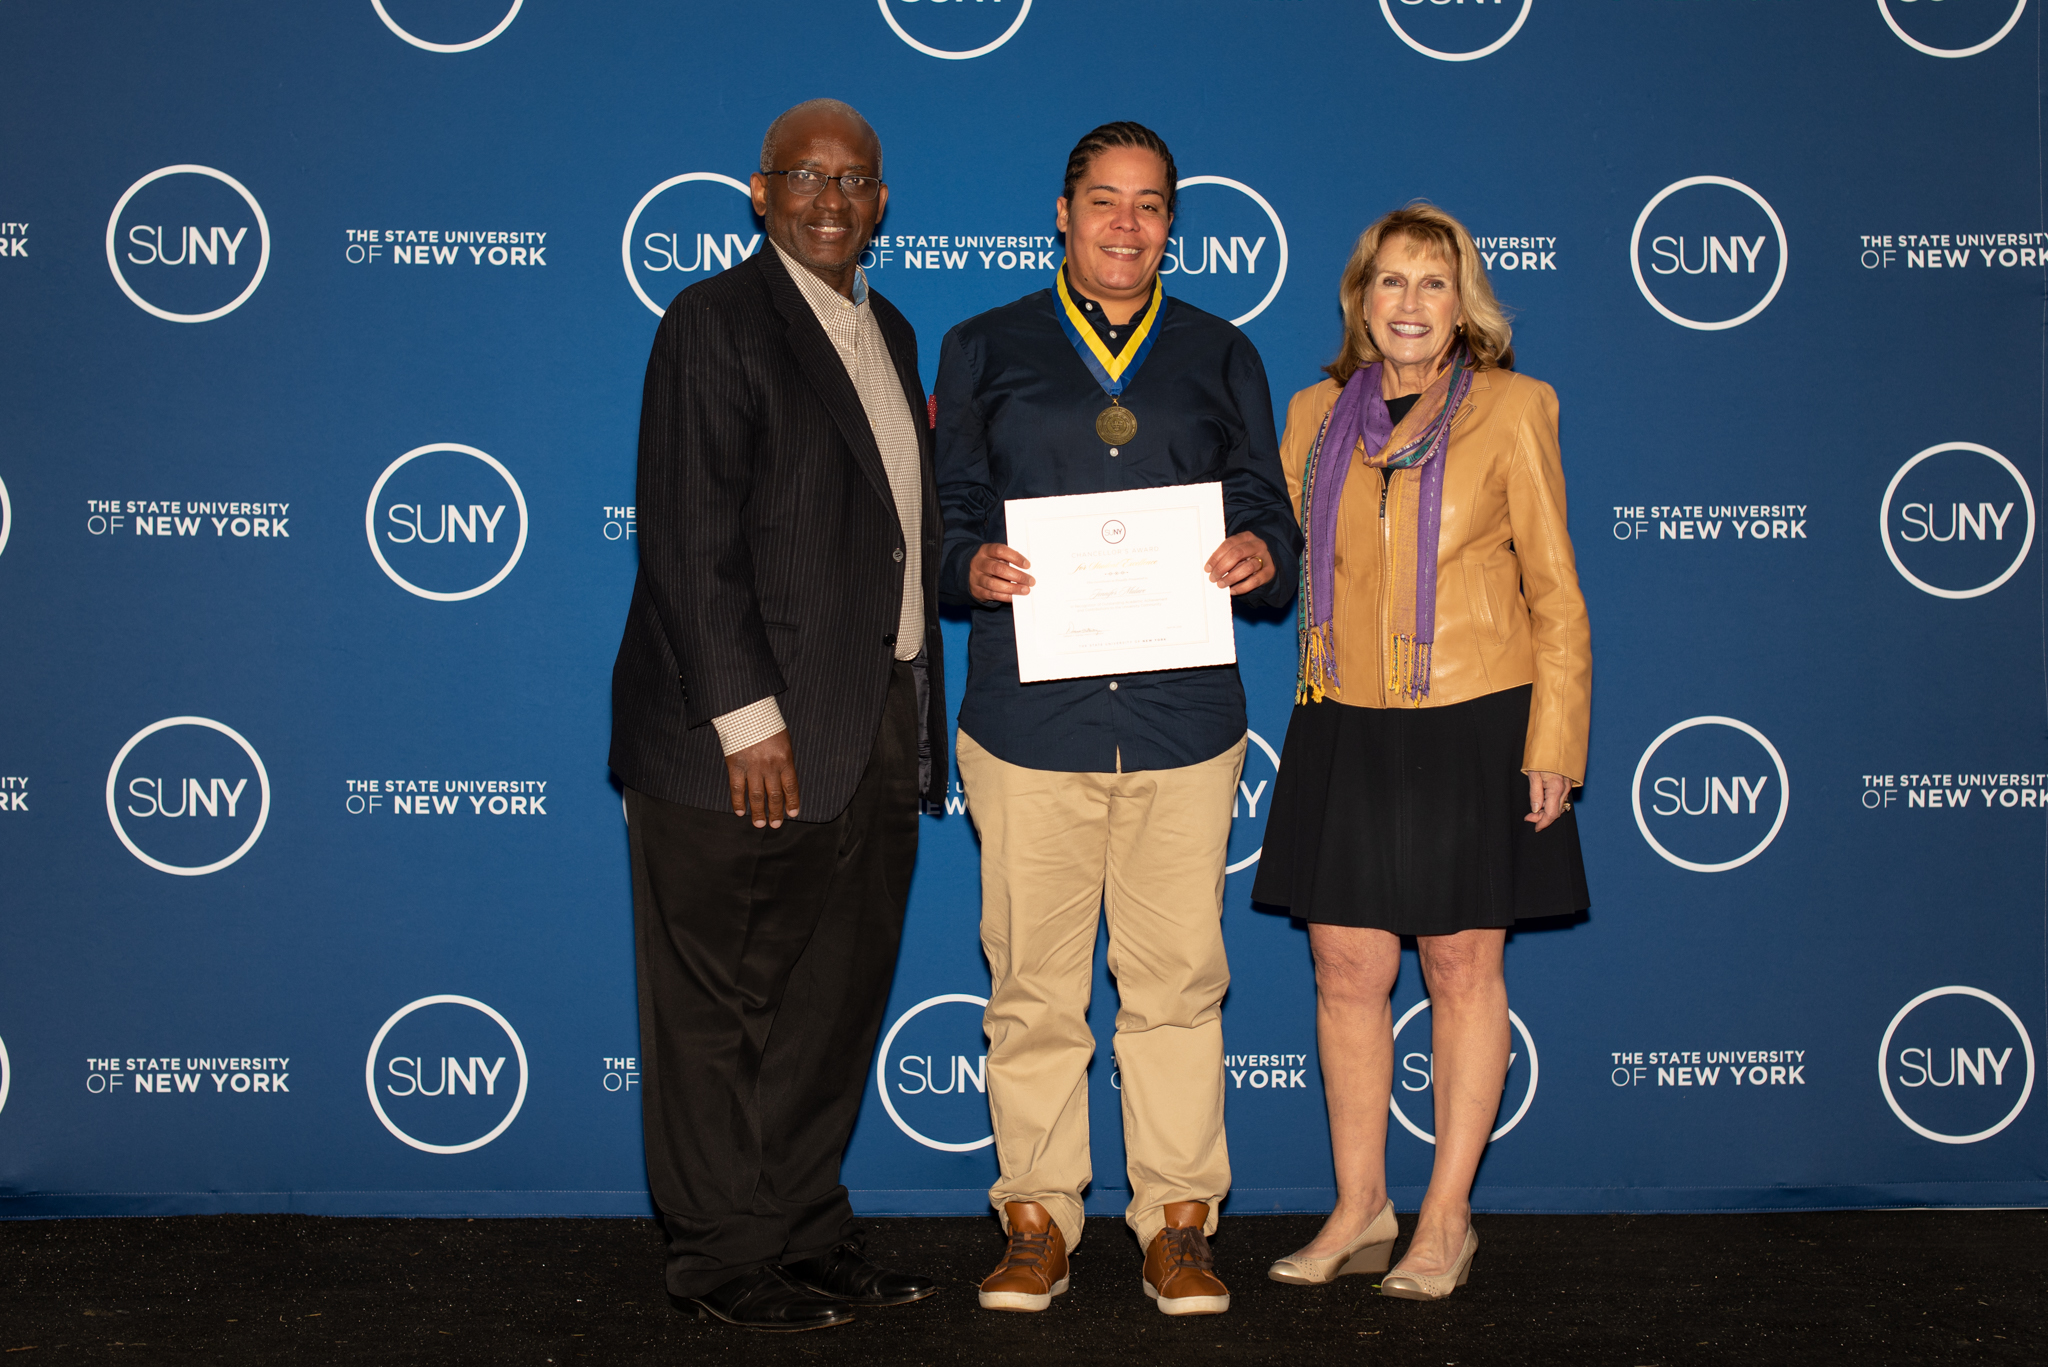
[1253, 204, 1590, 1300]
[934, 121, 1298, 1318]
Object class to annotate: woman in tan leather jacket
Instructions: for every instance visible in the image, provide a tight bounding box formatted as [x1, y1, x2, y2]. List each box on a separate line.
[1252, 204, 1591, 1301]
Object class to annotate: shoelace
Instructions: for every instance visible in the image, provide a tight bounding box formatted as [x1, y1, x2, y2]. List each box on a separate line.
[1001, 1229, 1053, 1271]
[1158, 1226, 1213, 1272]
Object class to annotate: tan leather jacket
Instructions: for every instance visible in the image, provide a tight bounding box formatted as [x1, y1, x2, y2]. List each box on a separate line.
[1280, 369, 1591, 784]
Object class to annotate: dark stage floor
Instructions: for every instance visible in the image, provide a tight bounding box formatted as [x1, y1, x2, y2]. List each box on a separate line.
[2, 1210, 2041, 1364]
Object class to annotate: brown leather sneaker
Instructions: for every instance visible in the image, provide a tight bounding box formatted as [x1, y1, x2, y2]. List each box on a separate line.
[1142, 1201, 1230, 1315]
[978, 1202, 1071, 1312]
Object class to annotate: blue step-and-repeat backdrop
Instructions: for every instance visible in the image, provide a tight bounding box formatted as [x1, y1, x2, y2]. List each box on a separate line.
[2, 2, 2044, 1218]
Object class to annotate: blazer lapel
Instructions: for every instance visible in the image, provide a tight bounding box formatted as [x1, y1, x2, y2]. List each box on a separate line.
[876, 308, 929, 458]
[757, 247, 894, 511]
[875, 300, 935, 486]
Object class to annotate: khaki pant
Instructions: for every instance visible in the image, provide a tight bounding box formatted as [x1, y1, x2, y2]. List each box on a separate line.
[957, 729, 1245, 1251]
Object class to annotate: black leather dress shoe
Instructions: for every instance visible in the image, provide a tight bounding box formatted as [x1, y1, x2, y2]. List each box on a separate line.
[782, 1241, 941, 1306]
[672, 1266, 854, 1332]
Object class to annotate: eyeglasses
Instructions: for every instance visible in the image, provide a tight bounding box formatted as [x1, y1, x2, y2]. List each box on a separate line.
[763, 168, 884, 201]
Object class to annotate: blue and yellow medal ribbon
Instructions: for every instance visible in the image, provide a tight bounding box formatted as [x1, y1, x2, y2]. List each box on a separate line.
[1054, 262, 1164, 397]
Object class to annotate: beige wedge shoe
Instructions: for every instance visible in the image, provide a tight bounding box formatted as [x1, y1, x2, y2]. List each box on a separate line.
[1266, 1200, 1398, 1285]
[1379, 1225, 1477, 1301]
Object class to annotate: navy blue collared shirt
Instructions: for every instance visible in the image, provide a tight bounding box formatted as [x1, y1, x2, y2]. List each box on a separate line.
[935, 282, 1300, 773]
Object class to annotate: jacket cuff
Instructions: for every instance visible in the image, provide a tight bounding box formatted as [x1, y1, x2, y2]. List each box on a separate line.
[1519, 745, 1584, 788]
[938, 541, 979, 605]
[711, 696, 786, 755]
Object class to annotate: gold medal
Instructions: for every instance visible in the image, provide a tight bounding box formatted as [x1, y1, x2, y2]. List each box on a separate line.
[1057, 266, 1160, 449]
[1095, 402, 1138, 445]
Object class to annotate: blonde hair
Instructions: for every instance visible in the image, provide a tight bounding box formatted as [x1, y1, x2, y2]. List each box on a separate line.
[1325, 202, 1513, 385]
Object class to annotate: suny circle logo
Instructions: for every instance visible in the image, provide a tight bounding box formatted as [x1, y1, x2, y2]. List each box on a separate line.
[372, 0, 523, 53]
[1380, 0, 1533, 61]
[1879, 0, 2027, 58]
[622, 173, 761, 317]
[876, 993, 992, 1152]
[1879, 986, 2034, 1144]
[106, 717, 271, 876]
[0, 471, 11, 559]
[1225, 728, 1282, 876]
[1390, 1001, 1538, 1142]
[877, 0, 1032, 60]
[1164, 177, 1288, 327]
[1630, 177, 1787, 331]
[0, 1035, 10, 1117]
[1632, 717, 1789, 874]
[106, 166, 270, 324]
[366, 444, 529, 601]
[1880, 443, 2035, 600]
[366, 995, 529, 1154]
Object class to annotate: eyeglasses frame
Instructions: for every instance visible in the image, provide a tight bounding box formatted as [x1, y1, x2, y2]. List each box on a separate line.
[761, 168, 886, 201]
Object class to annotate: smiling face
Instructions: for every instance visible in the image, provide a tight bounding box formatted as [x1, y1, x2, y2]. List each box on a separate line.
[1365, 233, 1463, 392]
[750, 108, 887, 295]
[1055, 145, 1173, 313]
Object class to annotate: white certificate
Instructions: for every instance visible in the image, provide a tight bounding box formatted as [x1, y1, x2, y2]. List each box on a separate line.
[1004, 481, 1236, 683]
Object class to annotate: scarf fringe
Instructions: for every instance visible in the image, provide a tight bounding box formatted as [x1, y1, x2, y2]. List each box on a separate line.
[1296, 621, 1339, 703]
[1299, 627, 1433, 701]
[1387, 635, 1433, 701]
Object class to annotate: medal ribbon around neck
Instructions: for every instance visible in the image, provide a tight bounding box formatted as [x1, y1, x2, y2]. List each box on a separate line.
[1055, 263, 1163, 443]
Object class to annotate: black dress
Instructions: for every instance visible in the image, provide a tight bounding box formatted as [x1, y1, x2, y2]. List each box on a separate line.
[1249, 396, 1590, 936]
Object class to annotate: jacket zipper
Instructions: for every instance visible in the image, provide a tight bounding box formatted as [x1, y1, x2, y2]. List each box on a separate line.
[1380, 468, 1407, 880]
[1377, 469, 1393, 708]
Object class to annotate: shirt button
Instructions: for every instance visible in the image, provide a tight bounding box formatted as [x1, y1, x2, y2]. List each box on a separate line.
[892, 547, 905, 562]
[883, 633, 896, 647]
[1109, 447, 1119, 457]
[1108, 681, 1119, 691]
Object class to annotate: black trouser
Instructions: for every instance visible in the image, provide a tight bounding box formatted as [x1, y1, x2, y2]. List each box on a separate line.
[626, 659, 919, 1298]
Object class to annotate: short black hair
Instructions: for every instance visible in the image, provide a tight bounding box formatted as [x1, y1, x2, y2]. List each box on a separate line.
[1060, 121, 1177, 216]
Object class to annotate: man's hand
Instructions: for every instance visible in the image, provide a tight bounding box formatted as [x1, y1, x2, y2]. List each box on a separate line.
[1206, 532, 1275, 596]
[1525, 771, 1571, 832]
[726, 729, 801, 829]
[970, 543, 1035, 603]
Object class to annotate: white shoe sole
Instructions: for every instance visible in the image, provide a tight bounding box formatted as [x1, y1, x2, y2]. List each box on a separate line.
[978, 1275, 1069, 1312]
[1141, 1276, 1230, 1315]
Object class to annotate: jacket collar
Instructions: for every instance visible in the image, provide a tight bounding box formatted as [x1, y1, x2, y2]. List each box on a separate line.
[1450, 365, 1493, 428]
[755, 244, 894, 510]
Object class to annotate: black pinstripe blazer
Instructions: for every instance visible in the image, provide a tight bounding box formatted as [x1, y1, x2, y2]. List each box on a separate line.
[609, 247, 946, 822]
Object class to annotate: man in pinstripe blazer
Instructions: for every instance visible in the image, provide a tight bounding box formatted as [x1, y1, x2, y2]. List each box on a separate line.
[609, 99, 946, 1333]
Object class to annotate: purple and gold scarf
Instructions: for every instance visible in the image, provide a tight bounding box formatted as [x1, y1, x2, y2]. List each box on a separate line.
[1296, 344, 1474, 703]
